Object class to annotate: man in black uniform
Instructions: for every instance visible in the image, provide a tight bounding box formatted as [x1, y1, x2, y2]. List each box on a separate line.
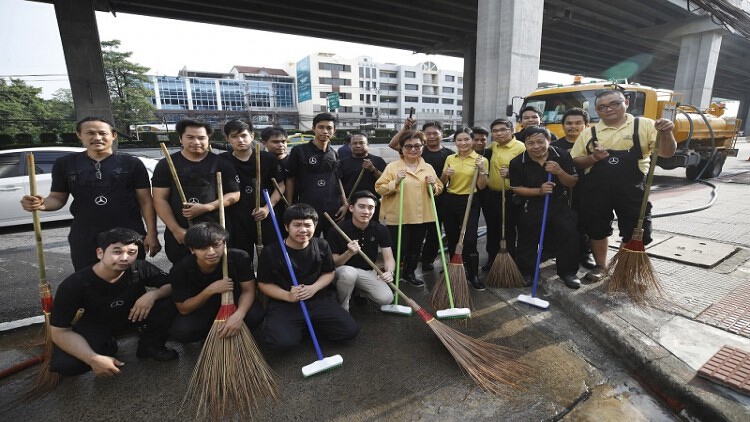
[261, 126, 290, 238]
[339, 132, 386, 218]
[169, 222, 265, 342]
[509, 126, 581, 289]
[50, 228, 177, 378]
[514, 106, 559, 143]
[258, 203, 358, 351]
[21, 117, 160, 271]
[152, 119, 240, 264]
[218, 119, 284, 262]
[285, 113, 348, 237]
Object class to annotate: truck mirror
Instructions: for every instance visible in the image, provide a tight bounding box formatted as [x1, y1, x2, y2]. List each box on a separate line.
[505, 105, 514, 117]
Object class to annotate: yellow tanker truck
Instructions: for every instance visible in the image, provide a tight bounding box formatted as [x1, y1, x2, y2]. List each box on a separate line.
[509, 80, 741, 180]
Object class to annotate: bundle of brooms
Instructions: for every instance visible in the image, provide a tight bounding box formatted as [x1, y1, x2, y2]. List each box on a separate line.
[324, 213, 531, 394]
[182, 172, 278, 420]
[486, 176, 525, 288]
[604, 130, 668, 305]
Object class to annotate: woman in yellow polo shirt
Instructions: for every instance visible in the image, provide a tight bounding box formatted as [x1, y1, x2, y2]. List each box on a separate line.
[376, 130, 443, 287]
[440, 128, 489, 291]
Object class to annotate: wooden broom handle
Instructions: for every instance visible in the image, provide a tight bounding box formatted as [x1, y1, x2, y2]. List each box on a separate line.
[271, 178, 289, 207]
[27, 153, 48, 286]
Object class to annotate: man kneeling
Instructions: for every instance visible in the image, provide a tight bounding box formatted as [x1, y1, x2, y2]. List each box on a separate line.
[50, 228, 177, 378]
[169, 222, 265, 342]
[327, 190, 395, 310]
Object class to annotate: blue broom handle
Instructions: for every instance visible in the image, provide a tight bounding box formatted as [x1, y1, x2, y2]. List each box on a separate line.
[263, 189, 325, 361]
[531, 173, 553, 298]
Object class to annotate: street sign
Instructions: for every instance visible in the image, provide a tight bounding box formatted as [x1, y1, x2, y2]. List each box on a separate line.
[327, 92, 340, 111]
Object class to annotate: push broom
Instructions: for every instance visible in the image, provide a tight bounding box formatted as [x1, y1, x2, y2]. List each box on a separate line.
[486, 176, 526, 288]
[263, 189, 343, 377]
[182, 172, 278, 420]
[324, 215, 531, 394]
[426, 184, 471, 319]
[27, 152, 60, 393]
[376, 179, 410, 315]
[254, 142, 264, 256]
[430, 167, 479, 311]
[517, 173, 552, 310]
[605, 105, 675, 304]
[160, 142, 192, 226]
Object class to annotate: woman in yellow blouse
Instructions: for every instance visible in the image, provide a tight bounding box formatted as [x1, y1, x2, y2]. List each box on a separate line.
[440, 128, 489, 291]
[376, 131, 443, 287]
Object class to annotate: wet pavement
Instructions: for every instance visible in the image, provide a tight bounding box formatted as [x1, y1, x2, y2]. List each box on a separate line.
[1, 141, 749, 420]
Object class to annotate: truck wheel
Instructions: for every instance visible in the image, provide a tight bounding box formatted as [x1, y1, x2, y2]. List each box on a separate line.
[709, 153, 725, 178]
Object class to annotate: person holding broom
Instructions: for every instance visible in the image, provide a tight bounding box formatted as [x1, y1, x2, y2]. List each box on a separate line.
[169, 222, 265, 342]
[20, 117, 161, 271]
[570, 90, 676, 282]
[509, 126, 582, 289]
[376, 130, 443, 287]
[49, 228, 177, 378]
[439, 128, 489, 291]
[327, 190, 395, 311]
[339, 133, 387, 217]
[257, 203, 359, 351]
[218, 119, 285, 263]
[152, 119, 240, 264]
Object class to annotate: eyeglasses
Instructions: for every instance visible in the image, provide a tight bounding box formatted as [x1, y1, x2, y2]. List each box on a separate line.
[94, 161, 101, 180]
[596, 100, 624, 112]
[403, 144, 423, 150]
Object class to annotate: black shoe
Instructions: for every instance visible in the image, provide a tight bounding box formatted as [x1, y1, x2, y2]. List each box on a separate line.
[580, 254, 596, 270]
[468, 276, 486, 291]
[561, 274, 581, 289]
[421, 261, 435, 271]
[403, 273, 425, 287]
[522, 273, 534, 287]
[481, 264, 491, 272]
[136, 344, 179, 361]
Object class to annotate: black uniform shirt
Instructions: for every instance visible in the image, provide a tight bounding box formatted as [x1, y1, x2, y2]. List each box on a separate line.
[550, 137, 576, 151]
[421, 146, 454, 178]
[327, 219, 392, 271]
[339, 154, 386, 198]
[218, 150, 283, 211]
[508, 145, 577, 204]
[257, 238, 335, 290]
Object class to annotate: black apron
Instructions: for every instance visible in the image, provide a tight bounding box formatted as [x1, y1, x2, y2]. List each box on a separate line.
[585, 118, 644, 185]
[296, 145, 342, 217]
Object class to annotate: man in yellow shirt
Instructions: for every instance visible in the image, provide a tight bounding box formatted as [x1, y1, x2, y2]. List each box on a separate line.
[571, 90, 675, 281]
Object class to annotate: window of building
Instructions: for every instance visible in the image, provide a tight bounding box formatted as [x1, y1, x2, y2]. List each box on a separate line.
[359, 67, 364, 78]
[319, 92, 351, 99]
[457, 100, 463, 106]
[319, 63, 351, 72]
[273, 82, 295, 108]
[444, 110, 454, 116]
[247, 81, 271, 108]
[360, 94, 365, 101]
[190, 78, 219, 110]
[457, 77, 463, 84]
[404, 71, 416, 78]
[379, 70, 398, 79]
[404, 96, 419, 103]
[319, 77, 351, 86]
[404, 108, 413, 114]
[404, 84, 418, 91]
[341, 106, 353, 113]
[445, 75, 455, 82]
[442, 98, 454, 105]
[422, 97, 439, 104]
[157, 76, 189, 110]
[360, 81, 364, 88]
[457, 89, 463, 95]
[219, 80, 245, 111]
[442, 87, 454, 94]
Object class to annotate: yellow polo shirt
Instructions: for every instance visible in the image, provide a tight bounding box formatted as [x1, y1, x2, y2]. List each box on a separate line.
[571, 114, 658, 174]
[375, 158, 444, 225]
[487, 139, 525, 191]
[443, 151, 489, 195]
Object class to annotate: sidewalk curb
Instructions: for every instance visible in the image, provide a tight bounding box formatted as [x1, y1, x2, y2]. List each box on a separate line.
[544, 281, 750, 421]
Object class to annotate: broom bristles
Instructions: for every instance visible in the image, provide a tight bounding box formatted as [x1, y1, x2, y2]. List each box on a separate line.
[429, 263, 472, 311]
[27, 313, 60, 398]
[485, 240, 526, 288]
[605, 245, 664, 305]
[182, 319, 278, 420]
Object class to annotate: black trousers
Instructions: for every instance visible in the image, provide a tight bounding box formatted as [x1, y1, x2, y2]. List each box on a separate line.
[50, 298, 176, 377]
[164, 229, 191, 265]
[261, 290, 358, 352]
[516, 200, 579, 277]
[421, 195, 444, 264]
[482, 189, 518, 259]
[170, 298, 265, 343]
[442, 193, 480, 258]
[387, 223, 429, 266]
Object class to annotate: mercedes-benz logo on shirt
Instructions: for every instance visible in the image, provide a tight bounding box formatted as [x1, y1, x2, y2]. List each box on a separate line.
[235, 175, 240, 183]
[110, 300, 124, 308]
[245, 186, 253, 193]
[370, 236, 375, 242]
[608, 157, 620, 165]
[94, 196, 108, 206]
[309, 157, 318, 165]
[188, 198, 200, 204]
[317, 179, 326, 187]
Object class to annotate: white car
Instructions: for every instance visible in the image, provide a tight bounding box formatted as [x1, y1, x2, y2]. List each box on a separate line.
[0, 147, 158, 228]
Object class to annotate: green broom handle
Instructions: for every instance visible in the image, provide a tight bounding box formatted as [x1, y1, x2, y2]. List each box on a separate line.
[455, 166, 480, 253]
[635, 131, 662, 230]
[394, 178, 405, 305]
[429, 183, 455, 308]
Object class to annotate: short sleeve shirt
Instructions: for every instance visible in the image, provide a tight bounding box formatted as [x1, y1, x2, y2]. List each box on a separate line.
[327, 219, 392, 270]
[508, 145, 577, 204]
[442, 151, 489, 195]
[257, 238, 335, 290]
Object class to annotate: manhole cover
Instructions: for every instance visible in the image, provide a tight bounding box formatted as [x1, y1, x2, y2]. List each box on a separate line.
[696, 283, 750, 338]
[645, 236, 737, 268]
[698, 345, 750, 396]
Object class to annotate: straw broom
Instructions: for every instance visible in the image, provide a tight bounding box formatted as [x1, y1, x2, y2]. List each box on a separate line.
[430, 167, 479, 311]
[182, 172, 278, 421]
[324, 213, 531, 394]
[427, 184, 471, 314]
[254, 142, 264, 256]
[604, 131, 666, 304]
[160, 142, 192, 226]
[26, 152, 61, 393]
[486, 176, 525, 288]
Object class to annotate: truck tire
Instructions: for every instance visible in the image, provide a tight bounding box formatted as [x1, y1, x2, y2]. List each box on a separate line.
[709, 153, 725, 178]
[686, 161, 705, 180]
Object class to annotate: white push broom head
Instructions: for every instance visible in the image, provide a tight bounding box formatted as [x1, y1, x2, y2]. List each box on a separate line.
[436, 307, 471, 320]
[380, 304, 413, 316]
[517, 294, 549, 310]
[302, 355, 343, 378]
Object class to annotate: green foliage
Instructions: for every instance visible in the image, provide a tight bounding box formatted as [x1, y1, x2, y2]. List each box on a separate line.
[0, 134, 13, 146]
[39, 133, 59, 144]
[140, 132, 159, 143]
[167, 131, 179, 145]
[14, 133, 34, 143]
[210, 129, 225, 143]
[101, 40, 156, 134]
[61, 133, 78, 143]
[0, 79, 75, 136]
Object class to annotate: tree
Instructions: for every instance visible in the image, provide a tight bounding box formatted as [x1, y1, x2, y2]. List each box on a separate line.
[0, 79, 72, 136]
[101, 40, 156, 134]
[48, 89, 76, 133]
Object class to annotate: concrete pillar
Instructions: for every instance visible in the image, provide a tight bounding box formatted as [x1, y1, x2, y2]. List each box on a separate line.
[673, 31, 723, 110]
[54, 0, 113, 125]
[743, 100, 750, 137]
[462, 36, 476, 127]
[473, 0, 543, 128]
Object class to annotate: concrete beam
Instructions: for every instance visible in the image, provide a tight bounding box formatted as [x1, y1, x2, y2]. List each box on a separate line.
[673, 31, 723, 109]
[462, 36, 476, 127]
[629, 16, 724, 40]
[54, 0, 113, 124]
[473, 0, 544, 128]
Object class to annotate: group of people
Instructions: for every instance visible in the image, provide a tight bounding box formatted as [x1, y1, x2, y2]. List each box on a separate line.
[19, 88, 676, 379]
